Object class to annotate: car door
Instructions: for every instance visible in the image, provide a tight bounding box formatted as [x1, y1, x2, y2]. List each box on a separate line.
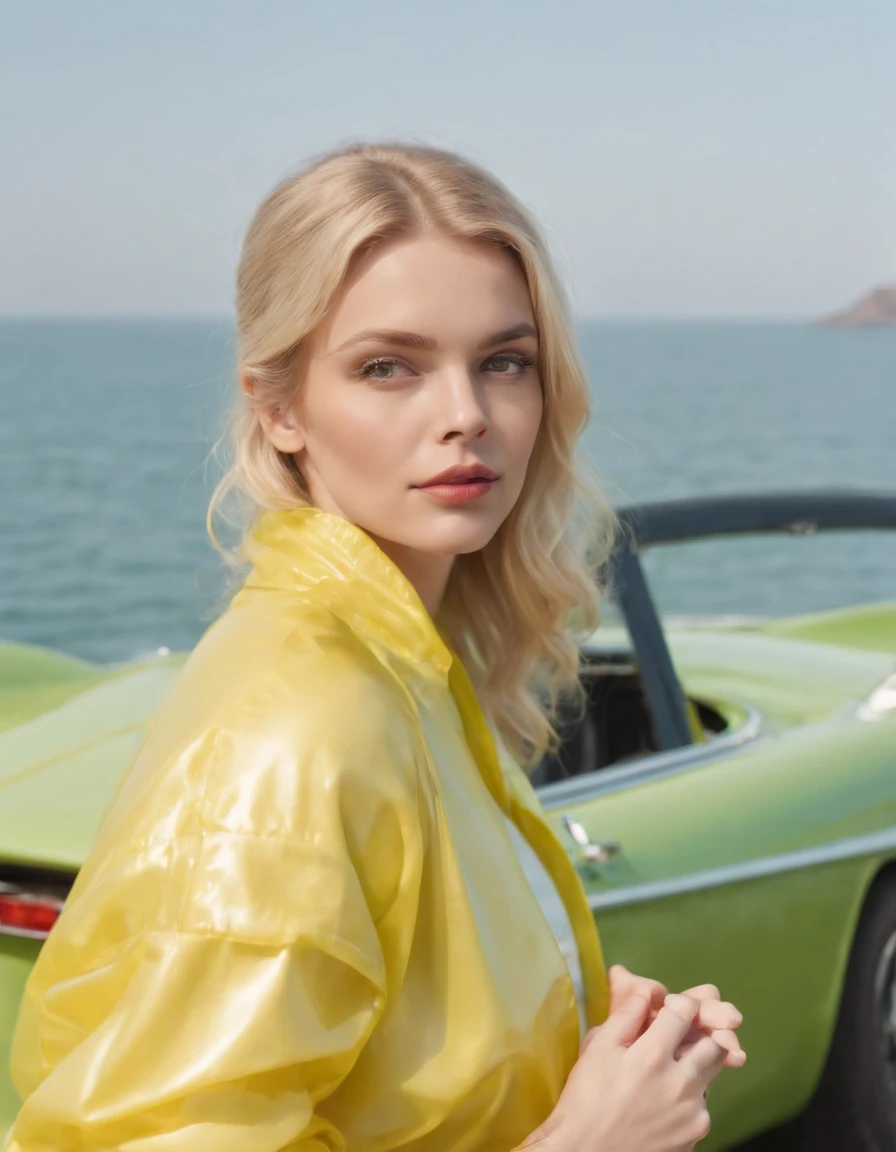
[533, 707, 894, 1150]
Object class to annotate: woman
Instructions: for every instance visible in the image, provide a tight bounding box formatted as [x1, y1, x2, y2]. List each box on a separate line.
[5, 143, 744, 1151]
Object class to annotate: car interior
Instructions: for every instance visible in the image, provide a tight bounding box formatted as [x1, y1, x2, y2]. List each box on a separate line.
[529, 652, 728, 788]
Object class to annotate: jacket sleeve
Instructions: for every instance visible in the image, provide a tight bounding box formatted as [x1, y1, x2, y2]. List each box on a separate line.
[5, 635, 426, 1151]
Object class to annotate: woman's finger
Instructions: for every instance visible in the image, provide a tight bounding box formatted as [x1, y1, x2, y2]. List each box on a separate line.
[694, 998, 743, 1031]
[680, 1035, 727, 1088]
[702, 1027, 742, 1055]
[608, 965, 667, 1013]
[636, 994, 701, 1058]
[683, 982, 721, 1002]
[676, 1026, 746, 1068]
[709, 1029, 746, 1066]
[600, 992, 654, 1049]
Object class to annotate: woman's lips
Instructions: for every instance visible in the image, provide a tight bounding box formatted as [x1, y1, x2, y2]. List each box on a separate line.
[416, 478, 498, 504]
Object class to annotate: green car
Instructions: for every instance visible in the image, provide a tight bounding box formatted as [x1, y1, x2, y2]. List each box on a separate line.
[1, 490, 895, 1149]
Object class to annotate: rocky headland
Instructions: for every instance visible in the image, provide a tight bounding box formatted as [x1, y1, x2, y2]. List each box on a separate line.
[820, 285, 896, 326]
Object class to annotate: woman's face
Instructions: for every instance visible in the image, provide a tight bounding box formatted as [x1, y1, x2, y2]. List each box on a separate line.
[260, 233, 544, 606]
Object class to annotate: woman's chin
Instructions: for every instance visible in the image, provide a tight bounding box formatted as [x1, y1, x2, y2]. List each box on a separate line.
[418, 516, 502, 557]
[366, 506, 506, 559]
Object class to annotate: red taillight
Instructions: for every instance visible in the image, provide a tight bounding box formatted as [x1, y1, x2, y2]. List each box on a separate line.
[0, 892, 62, 939]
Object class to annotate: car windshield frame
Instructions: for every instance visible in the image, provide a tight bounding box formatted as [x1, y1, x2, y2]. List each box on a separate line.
[608, 489, 896, 755]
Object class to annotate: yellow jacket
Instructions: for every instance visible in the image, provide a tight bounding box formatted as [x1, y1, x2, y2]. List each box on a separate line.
[6, 508, 608, 1152]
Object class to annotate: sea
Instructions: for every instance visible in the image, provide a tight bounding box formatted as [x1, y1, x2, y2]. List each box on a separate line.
[1, 318, 894, 666]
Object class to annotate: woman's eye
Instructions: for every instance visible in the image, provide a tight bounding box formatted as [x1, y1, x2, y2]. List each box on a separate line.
[356, 358, 414, 381]
[485, 353, 536, 376]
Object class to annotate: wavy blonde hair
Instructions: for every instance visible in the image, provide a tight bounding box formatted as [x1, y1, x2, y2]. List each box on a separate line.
[208, 141, 616, 768]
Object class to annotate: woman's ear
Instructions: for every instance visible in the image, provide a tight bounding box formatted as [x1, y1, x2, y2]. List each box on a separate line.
[241, 372, 305, 454]
[265, 405, 306, 454]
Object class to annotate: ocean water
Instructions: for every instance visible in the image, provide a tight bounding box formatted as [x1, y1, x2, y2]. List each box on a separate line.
[1, 318, 894, 666]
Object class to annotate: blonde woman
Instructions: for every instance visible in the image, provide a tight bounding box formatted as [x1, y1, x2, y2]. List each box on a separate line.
[5, 143, 744, 1152]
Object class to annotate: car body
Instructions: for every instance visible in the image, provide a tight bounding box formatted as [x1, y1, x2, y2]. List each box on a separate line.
[1, 490, 895, 1148]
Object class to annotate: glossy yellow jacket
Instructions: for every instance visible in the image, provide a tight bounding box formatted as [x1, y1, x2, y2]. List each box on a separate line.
[6, 508, 608, 1152]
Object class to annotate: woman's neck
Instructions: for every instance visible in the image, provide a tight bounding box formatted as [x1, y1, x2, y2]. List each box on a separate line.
[369, 534, 454, 617]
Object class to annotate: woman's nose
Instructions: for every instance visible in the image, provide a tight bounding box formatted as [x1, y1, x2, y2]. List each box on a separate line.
[437, 369, 489, 443]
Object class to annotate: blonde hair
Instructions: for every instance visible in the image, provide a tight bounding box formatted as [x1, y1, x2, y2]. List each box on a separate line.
[208, 141, 617, 768]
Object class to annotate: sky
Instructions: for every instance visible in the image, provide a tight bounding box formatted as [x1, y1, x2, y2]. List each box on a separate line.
[1, 0, 893, 319]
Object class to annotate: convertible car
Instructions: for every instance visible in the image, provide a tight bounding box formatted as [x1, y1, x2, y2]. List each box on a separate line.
[1, 490, 895, 1149]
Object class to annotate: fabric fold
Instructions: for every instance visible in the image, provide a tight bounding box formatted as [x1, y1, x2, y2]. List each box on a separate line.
[5, 506, 607, 1151]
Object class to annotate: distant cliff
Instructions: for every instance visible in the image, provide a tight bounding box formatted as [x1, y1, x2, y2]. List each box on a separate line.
[820, 285, 896, 327]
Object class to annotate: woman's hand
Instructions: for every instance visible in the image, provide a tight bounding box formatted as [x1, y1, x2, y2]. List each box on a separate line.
[608, 964, 745, 1068]
[519, 992, 732, 1152]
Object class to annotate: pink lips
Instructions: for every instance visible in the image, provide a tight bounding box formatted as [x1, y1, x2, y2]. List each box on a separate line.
[415, 464, 500, 506]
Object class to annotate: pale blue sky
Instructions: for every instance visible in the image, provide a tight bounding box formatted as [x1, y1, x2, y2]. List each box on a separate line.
[1, 0, 893, 318]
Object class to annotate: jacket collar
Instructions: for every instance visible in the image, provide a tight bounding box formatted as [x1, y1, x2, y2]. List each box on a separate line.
[241, 506, 454, 679]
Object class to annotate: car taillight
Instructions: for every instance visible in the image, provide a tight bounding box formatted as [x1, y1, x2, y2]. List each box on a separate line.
[0, 890, 63, 940]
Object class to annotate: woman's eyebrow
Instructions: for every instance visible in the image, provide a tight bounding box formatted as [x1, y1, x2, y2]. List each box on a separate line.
[479, 323, 538, 348]
[333, 322, 538, 355]
[334, 329, 437, 353]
